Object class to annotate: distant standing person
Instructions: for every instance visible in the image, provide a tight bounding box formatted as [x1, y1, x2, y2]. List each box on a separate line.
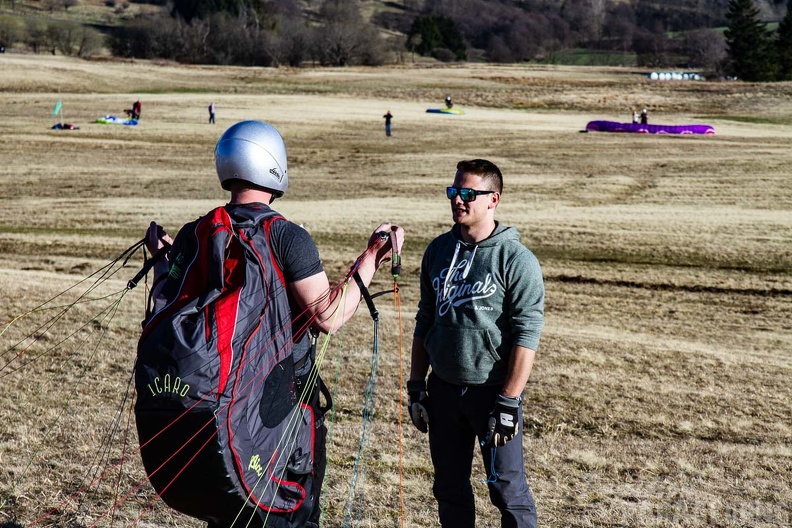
[208, 102, 216, 124]
[640, 108, 648, 125]
[383, 110, 393, 137]
[445, 95, 453, 109]
[632, 109, 639, 124]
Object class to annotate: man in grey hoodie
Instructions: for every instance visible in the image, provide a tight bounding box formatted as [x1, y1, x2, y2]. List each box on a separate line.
[408, 159, 544, 528]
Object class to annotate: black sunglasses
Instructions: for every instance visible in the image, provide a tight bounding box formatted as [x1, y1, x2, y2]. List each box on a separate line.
[446, 186, 495, 202]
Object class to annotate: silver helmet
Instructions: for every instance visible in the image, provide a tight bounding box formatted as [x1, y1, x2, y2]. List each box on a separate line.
[215, 120, 288, 196]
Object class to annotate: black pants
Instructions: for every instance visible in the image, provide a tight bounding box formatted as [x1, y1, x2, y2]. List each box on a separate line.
[427, 374, 537, 528]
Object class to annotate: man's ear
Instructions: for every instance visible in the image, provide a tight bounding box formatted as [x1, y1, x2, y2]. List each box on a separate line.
[488, 192, 500, 209]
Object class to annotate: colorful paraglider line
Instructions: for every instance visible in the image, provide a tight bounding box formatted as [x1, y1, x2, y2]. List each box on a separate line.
[5, 232, 406, 527]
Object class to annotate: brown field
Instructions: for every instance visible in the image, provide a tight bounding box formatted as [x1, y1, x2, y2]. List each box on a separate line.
[0, 54, 790, 528]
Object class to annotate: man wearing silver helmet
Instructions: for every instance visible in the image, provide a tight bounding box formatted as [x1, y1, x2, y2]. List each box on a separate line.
[143, 120, 404, 528]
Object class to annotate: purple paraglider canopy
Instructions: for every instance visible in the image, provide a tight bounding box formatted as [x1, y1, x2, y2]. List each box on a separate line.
[586, 120, 715, 135]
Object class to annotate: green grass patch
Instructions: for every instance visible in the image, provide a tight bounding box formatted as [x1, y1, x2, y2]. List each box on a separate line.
[544, 48, 637, 67]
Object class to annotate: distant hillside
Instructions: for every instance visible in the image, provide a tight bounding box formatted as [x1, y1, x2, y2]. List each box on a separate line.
[0, 0, 411, 29]
[0, 0, 786, 70]
[1, 0, 168, 28]
[1, 0, 785, 30]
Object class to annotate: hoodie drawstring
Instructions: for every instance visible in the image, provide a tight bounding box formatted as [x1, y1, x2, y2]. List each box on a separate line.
[442, 241, 478, 302]
[462, 245, 477, 279]
[442, 241, 461, 302]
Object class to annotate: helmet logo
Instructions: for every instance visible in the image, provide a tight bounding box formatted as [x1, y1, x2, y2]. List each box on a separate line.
[270, 167, 283, 182]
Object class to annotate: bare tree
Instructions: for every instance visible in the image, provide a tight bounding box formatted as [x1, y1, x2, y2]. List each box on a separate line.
[633, 25, 673, 67]
[0, 14, 25, 49]
[683, 28, 726, 72]
[48, 21, 81, 55]
[25, 18, 51, 53]
[602, 2, 635, 54]
[313, 19, 360, 65]
[587, 0, 608, 41]
[561, 0, 608, 42]
[383, 33, 408, 64]
[78, 25, 104, 58]
[312, 0, 383, 66]
[274, 16, 312, 66]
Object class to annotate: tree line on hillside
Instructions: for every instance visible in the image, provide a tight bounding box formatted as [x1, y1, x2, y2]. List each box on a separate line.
[108, 0, 386, 66]
[0, 14, 103, 57]
[1, 0, 792, 80]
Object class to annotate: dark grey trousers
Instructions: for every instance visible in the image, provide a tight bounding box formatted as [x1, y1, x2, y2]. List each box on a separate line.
[427, 373, 537, 528]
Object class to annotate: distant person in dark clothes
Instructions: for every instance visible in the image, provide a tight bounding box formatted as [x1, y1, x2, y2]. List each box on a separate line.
[208, 102, 216, 124]
[445, 95, 453, 108]
[126, 100, 142, 120]
[383, 110, 393, 137]
[640, 108, 648, 125]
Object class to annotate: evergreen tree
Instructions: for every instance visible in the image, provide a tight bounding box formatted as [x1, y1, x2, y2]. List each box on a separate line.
[407, 14, 466, 60]
[724, 0, 776, 81]
[776, 1, 792, 80]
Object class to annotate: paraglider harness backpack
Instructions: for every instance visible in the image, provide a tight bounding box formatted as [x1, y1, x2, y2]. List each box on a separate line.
[135, 205, 331, 528]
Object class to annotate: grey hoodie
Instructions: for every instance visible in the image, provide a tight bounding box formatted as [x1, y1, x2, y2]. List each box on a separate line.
[414, 222, 544, 385]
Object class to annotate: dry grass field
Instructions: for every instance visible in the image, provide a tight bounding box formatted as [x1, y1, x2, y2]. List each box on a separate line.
[0, 54, 790, 528]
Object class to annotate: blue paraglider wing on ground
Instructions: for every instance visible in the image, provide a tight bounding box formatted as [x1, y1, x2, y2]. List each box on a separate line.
[95, 115, 138, 126]
[426, 108, 465, 115]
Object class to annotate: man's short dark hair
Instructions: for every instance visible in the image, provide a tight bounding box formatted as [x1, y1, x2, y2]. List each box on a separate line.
[456, 159, 503, 193]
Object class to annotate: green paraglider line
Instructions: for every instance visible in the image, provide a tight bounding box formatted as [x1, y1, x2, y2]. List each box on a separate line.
[9, 234, 404, 528]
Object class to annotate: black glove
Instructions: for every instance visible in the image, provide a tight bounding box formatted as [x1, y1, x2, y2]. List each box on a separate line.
[407, 379, 430, 433]
[486, 394, 521, 447]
